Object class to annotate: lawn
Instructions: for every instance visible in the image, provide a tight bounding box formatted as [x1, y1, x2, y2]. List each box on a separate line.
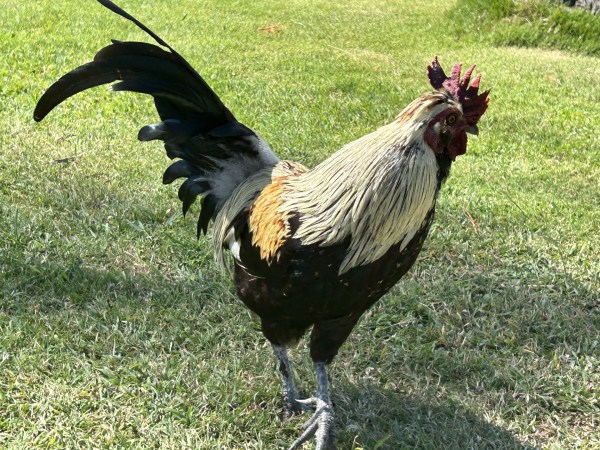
[1, 0, 598, 449]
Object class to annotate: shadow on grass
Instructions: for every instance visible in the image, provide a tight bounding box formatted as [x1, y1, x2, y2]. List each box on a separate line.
[331, 380, 540, 450]
[0, 250, 217, 313]
[3, 253, 592, 449]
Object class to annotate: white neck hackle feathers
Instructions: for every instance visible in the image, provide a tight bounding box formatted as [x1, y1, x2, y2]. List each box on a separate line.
[282, 91, 458, 274]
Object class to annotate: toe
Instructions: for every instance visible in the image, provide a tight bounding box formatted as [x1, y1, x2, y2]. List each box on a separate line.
[287, 398, 335, 450]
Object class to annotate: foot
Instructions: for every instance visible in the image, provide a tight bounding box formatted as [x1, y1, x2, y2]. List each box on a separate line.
[288, 396, 335, 450]
[287, 362, 336, 450]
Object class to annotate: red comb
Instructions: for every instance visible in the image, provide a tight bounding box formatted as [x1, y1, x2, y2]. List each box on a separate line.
[427, 56, 490, 126]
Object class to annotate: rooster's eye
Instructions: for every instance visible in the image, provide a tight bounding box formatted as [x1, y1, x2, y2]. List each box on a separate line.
[445, 113, 458, 125]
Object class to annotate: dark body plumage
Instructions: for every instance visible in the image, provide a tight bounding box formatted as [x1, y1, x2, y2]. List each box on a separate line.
[233, 164, 446, 363]
[34, 2, 488, 448]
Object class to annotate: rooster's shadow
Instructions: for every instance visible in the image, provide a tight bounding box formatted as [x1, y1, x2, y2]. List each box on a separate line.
[332, 380, 538, 450]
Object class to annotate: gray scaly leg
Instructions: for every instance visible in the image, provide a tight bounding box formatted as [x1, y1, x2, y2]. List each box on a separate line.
[272, 344, 302, 419]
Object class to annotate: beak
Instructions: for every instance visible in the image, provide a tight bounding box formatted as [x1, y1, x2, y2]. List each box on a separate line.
[466, 124, 479, 136]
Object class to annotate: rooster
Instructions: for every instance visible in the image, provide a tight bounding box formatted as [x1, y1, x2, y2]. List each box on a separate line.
[34, 1, 490, 448]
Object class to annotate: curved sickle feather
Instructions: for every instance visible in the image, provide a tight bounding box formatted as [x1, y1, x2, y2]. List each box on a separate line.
[34, 0, 234, 124]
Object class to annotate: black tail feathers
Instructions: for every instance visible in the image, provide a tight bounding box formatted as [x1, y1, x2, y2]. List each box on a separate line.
[33, 39, 232, 125]
[34, 0, 278, 236]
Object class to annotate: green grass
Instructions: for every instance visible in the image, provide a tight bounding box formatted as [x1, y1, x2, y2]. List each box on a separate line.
[449, 0, 600, 56]
[1, 0, 599, 449]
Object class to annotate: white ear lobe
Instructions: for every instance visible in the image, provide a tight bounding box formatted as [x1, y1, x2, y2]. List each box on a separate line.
[433, 122, 441, 134]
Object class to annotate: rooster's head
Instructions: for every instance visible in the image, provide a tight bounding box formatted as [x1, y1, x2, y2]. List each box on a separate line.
[402, 57, 490, 161]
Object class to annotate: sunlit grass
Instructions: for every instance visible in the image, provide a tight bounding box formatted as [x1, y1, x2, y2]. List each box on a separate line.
[1, 0, 598, 449]
[449, 0, 600, 56]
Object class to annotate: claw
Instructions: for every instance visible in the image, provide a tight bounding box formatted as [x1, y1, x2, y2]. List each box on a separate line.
[283, 396, 312, 420]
